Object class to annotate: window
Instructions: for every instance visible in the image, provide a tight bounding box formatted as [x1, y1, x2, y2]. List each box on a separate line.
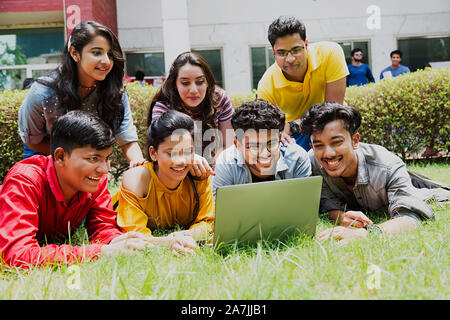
[0, 27, 63, 90]
[337, 41, 371, 67]
[192, 49, 224, 89]
[125, 52, 165, 77]
[398, 36, 450, 72]
[250, 46, 275, 90]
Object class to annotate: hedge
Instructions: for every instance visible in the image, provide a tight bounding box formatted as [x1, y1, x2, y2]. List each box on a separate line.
[344, 67, 449, 161]
[0, 68, 448, 183]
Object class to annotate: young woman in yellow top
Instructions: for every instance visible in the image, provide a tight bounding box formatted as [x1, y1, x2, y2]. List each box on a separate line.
[115, 110, 215, 254]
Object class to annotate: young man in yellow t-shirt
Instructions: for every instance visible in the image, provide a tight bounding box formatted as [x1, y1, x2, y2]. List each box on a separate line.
[257, 16, 349, 151]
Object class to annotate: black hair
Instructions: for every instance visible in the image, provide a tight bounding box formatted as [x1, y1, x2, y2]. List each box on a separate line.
[268, 16, 306, 47]
[146, 109, 195, 161]
[38, 20, 125, 133]
[231, 100, 285, 140]
[50, 110, 115, 157]
[351, 48, 363, 56]
[301, 102, 361, 137]
[390, 50, 403, 58]
[135, 70, 145, 81]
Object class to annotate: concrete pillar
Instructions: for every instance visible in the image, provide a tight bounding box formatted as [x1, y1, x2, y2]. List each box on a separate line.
[161, 0, 191, 74]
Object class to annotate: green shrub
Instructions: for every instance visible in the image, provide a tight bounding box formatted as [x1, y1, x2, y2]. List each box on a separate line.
[0, 69, 447, 183]
[0, 89, 28, 182]
[345, 67, 450, 160]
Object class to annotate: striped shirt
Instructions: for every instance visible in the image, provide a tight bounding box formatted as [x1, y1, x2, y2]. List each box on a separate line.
[151, 86, 233, 127]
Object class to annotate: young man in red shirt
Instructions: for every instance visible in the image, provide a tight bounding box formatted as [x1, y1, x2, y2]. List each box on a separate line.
[0, 111, 190, 269]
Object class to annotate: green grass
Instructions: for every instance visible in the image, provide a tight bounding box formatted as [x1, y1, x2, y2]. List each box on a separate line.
[0, 162, 448, 299]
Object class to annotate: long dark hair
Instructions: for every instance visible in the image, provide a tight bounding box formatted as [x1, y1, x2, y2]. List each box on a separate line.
[146, 109, 195, 161]
[147, 52, 217, 130]
[38, 20, 125, 132]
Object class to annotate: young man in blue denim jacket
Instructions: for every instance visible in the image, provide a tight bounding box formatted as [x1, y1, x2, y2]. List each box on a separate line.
[212, 100, 311, 198]
[301, 102, 448, 244]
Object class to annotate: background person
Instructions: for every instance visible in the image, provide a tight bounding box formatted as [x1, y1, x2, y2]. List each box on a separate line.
[134, 70, 146, 86]
[301, 102, 448, 244]
[346, 48, 375, 86]
[257, 16, 349, 151]
[18, 20, 145, 167]
[380, 50, 410, 80]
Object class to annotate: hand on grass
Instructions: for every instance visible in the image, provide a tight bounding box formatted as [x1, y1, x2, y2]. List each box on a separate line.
[167, 231, 198, 256]
[317, 226, 368, 245]
[101, 231, 155, 257]
[189, 154, 215, 180]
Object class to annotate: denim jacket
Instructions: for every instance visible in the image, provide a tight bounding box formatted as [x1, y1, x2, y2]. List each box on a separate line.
[18, 77, 138, 147]
[212, 142, 312, 198]
[309, 143, 434, 221]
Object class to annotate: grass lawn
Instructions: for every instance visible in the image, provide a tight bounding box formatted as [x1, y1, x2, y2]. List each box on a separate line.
[0, 161, 448, 300]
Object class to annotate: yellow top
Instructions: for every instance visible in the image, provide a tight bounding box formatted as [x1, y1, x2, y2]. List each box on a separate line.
[115, 162, 215, 236]
[257, 41, 349, 122]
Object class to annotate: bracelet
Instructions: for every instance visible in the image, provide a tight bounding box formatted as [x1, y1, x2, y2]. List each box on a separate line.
[364, 224, 383, 236]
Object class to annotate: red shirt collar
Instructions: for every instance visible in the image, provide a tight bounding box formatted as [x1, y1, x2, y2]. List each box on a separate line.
[44, 155, 91, 204]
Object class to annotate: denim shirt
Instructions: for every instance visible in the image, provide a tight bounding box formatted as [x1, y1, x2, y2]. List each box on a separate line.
[212, 142, 312, 198]
[309, 143, 434, 221]
[18, 77, 138, 147]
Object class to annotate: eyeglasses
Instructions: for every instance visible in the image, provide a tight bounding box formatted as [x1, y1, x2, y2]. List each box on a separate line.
[354, 52, 363, 56]
[245, 140, 280, 154]
[274, 46, 305, 58]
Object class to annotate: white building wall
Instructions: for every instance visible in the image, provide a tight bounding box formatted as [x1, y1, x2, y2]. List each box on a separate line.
[117, 0, 450, 93]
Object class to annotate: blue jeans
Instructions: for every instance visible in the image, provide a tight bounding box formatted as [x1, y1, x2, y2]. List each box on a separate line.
[23, 144, 46, 159]
[292, 133, 311, 152]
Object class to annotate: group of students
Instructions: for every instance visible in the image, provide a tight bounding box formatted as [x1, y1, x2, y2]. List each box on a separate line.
[0, 19, 447, 269]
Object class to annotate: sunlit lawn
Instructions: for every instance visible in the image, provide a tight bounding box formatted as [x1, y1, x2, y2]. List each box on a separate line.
[0, 161, 448, 299]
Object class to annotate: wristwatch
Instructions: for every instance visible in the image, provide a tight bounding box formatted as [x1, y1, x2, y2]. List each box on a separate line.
[364, 224, 383, 236]
[289, 121, 300, 135]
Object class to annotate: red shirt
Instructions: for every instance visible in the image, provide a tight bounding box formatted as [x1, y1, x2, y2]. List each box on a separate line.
[0, 155, 122, 268]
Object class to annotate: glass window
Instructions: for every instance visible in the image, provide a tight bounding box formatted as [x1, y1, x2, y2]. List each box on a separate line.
[125, 52, 165, 77]
[250, 46, 275, 89]
[337, 41, 370, 66]
[398, 37, 450, 72]
[0, 27, 63, 90]
[192, 49, 224, 89]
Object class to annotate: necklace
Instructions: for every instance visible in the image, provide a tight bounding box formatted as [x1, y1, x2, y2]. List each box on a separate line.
[78, 83, 97, 90]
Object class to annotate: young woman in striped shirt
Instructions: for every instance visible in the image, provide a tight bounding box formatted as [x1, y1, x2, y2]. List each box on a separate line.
[148, 52, 235, 167]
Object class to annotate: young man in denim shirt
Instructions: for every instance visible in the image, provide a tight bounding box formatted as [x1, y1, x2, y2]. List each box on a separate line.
[212, 100, 311, 198]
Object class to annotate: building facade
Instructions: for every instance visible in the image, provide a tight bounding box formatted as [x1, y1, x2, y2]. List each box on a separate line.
[1, 0, 449, 93]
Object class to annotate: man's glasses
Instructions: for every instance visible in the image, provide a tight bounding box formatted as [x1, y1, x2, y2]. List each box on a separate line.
[274, 46, 305, 58]
[354, 52, 363, 56]
[245, 140, 280, 154]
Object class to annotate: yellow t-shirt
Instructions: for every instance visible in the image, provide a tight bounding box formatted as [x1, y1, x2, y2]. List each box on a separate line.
[257, 41, 349, 122]
[115, 162, 215, 237]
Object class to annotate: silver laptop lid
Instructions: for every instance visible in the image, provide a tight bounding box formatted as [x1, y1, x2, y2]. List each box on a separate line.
[214, 176, 322, 246]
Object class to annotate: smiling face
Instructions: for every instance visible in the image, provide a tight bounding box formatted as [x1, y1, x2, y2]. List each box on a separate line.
[176, 63, 208, 108]
[149, 131, 195, 189]
[55, 145, 112, 203]
[310, 120, 359, 183]
[235, 129, 281, 179]
[70, 35, 114, 87]
[391, 53, 402, 68]
[273, 33, 308, 81]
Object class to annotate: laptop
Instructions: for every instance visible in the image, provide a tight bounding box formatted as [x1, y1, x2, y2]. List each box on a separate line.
[213, 176, 322, 247]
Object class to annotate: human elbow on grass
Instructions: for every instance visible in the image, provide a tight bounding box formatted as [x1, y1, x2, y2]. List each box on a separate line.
[114, 110, 215, 255]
